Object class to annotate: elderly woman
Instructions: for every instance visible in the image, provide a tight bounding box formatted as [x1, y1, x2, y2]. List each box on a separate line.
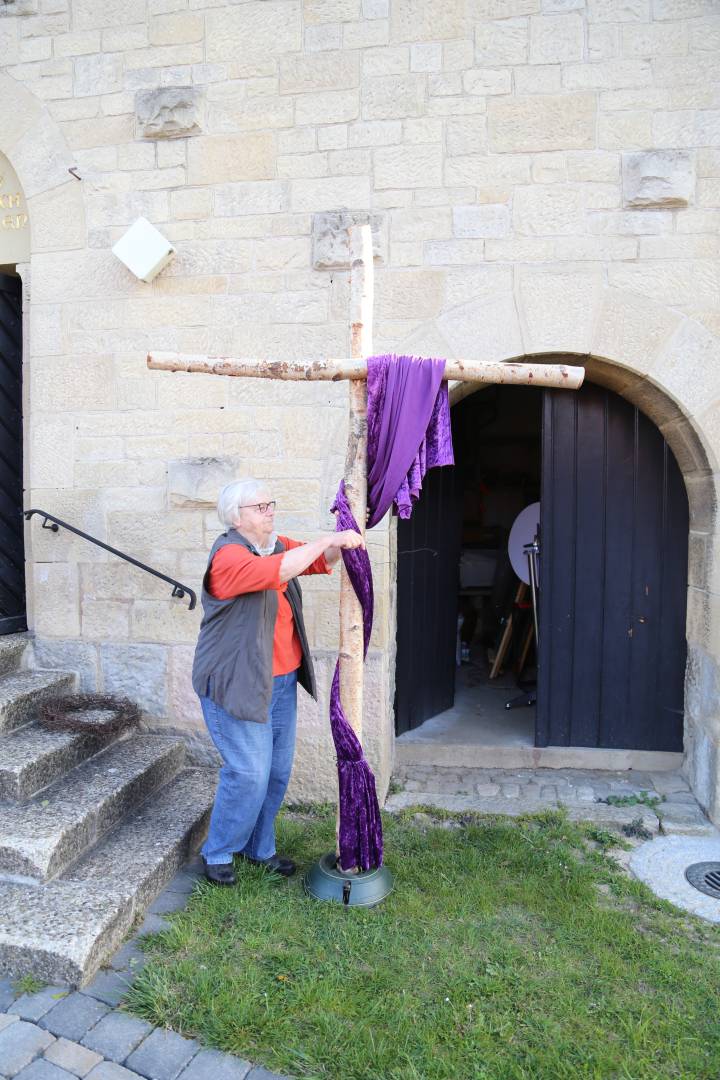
[192, 478, 364, 886]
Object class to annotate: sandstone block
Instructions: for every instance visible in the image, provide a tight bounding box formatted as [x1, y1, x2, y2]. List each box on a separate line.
[446, 116, 487, 156]
[32, 355, 114, 412]
[588, 0, 649, 21]
[453, 204, 510, 238]
[73, 0, 145, 29]
[343, 20, 390, 48]
[375, 269, 445, 319]
[318, 125, 348, 150]
[529, 13, 583, 62]
[410, 43, 441, 73]
[463, 68, 512, 96]
[513, 183, 584, 235]
[33, 563, 80, 637]
[362, 74, 425, 119]
[81, 599, 130, 641]
[424, 239, 485, 265]
[187, 133, 275, 185]
[348, 119, 402, 146]
[291, 175, 370, 211]
[214, 181, 287, 217]
[100, 642, 168, 717]
[488, 93, 596, 153]
[26, 177, 85, 254]
[10, 112, 73, 199]
[304, 0, 360, 23]
[475, 18, 528, 65]
[514, 64, 563, 95]
[390, 0, 467, 42]
[374, 143, 442, 188]
[591, 288, 682, 373]
[74, 53, 122, 97]
[362, 45, 410, 77]
[599, 110, 652, 150]
[279, 50, 359, 94]
[517, 267, 604, 354]
[438, 292, 523, 362]
[149, 12, 204, 46]
[622, 150, 695, 208]
[651, 319, 720, 417]
[30, 639, 99, 692]
[207, 3, 302, 70]
[563, 58, 652, 90]
[390, 207, 451, 241]
[609, 261, 720, 310]
[311, 209, 386, 267]
[132, 600, 200, 645]
[305, 25, 342, 51]
[30, 417, 74, 488]
[135, 86, 202, 140]
[168, 457, 238, 509]
[295, 89, 359, 126]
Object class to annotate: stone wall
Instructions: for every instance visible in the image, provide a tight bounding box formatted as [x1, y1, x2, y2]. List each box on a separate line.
[1, 0, 720, 812]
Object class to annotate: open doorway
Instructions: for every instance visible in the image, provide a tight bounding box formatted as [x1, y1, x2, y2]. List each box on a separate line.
[0, 270, 26, 635]
[395, 380, 688, 758]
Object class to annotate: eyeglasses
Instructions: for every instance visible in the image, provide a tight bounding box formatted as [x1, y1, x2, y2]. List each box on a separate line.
[239, 501, 276, 514]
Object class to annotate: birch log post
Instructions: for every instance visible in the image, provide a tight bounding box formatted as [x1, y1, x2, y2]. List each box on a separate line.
[341, 224, 373, 745]
[147, 353, 585, 390]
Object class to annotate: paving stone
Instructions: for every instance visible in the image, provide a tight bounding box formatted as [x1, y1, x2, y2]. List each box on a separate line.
[133, 915, 169, 938]
[0, 1013, 20, 1033]
[0, 1019, 55, 1075]
[81, 1013, 153, 1064]
[147, 892, 189, 916]
[85, 1064, 145, 1080]
[500, 784, 520, 798]
[0, 978, 17, 1010]
[10, 988, 71, 1022]
[177, 1049, 252, 1080]
[81, 970, 134, 1009]
[109, 944, 147, 975]
[14, 1060, 78, 1080]
[125, 1029, 199, 1079]
[44, 1036, 103, 1077]
[39, 993, 110, 1042]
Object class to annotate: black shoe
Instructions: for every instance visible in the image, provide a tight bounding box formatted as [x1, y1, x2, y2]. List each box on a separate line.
[202, 857, 236, 886]
[237, 853, 296, 877]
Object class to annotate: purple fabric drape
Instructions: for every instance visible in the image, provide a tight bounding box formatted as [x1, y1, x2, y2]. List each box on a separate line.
[329, 355, 455, 871]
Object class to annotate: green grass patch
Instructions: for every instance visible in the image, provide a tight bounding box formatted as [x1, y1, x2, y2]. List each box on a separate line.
[125, 807, 720, 1080]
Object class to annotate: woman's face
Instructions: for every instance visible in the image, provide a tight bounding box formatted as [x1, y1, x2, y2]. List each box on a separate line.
[233, 491, 275, 545]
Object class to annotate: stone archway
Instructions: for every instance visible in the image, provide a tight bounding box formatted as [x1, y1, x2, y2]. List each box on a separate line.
[393, 276, 720, 824]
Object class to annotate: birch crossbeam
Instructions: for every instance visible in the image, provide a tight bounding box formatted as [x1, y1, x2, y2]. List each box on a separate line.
[147, 351, 585, 390]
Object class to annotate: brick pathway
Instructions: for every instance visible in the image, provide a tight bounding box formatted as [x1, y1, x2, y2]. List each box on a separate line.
[387, 764, 718, 837]
[0, 858, 289, 1080]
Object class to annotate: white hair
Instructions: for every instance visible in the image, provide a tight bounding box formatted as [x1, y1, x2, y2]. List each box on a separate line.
[217, 478, 267, 530]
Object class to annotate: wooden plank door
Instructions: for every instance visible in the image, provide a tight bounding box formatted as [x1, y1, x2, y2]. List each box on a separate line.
[395, 464, 461, 736]
[537, 382, 687, 751]
[0, 273, 26, 636]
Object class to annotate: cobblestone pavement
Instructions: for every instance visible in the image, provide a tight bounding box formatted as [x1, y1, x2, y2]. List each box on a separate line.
[387, 764, 718, 837]
[0, 857, 289, 1080]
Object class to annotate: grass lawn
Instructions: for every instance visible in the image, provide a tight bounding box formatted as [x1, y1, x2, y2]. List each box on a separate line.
[125, 806, 720, 1080]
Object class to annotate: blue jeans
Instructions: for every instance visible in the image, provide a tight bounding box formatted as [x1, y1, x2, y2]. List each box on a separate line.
[200, 671, 298, 865]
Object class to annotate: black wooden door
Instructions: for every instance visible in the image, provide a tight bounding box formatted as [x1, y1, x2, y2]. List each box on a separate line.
[0, 274, 26, 636]
[537, 383, 687, 751]
[395, 464, 461, 735]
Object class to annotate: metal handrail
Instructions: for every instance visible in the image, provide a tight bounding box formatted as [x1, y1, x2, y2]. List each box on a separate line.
[23, 508, 197, 610]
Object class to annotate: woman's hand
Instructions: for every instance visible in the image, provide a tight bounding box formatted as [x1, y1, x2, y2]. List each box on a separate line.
[333, 529, 365, 551]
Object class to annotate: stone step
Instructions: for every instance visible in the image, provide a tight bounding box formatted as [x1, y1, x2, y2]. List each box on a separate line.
[0, 669, 77, 736]
[0, 768, 216, 987]
[0, 722, 124, 802]
[0, 735, 186, 882]
[0, 634, 29, 677]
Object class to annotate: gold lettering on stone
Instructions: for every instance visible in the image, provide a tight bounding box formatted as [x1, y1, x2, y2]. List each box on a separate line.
[1, 214, 28, 230]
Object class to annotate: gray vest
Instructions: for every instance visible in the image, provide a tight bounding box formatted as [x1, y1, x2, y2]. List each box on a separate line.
[191, 529, 317, 724]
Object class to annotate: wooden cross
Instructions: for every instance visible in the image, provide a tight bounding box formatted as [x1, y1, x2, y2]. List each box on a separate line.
[148, 225, 584, 748]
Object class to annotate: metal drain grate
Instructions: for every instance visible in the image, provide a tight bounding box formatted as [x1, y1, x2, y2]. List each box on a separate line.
[685, 862, 720, 899]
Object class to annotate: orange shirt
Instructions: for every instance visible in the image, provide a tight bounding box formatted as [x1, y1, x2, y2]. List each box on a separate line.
[208, 536, 332, 676]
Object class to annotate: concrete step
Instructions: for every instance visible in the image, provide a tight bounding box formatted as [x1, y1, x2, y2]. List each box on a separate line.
[0, 634, 30, 677]
[0, 735, 186, 882]
[394, 740, 684, 772]
[0, 669, 77, 736]
[0, 768, 216, 987]
[0, 722, 123, 801]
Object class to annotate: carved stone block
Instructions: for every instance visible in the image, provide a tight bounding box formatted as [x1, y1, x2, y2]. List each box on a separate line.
[311, 211, 386, 270]
[135, 87, 202, 140]
[622, 150, 694, 209]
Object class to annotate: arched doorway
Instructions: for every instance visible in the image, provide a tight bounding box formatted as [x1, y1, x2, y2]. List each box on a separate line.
[395, 379, 689, 756]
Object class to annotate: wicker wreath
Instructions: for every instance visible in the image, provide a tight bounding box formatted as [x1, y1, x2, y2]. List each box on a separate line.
[39, 693, 141, 736]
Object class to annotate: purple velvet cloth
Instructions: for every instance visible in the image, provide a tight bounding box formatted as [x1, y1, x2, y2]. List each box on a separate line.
[329, 355, 455, 871]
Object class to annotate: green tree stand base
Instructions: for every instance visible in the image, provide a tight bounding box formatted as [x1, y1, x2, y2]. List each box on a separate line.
[303, 852, 394, 907]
